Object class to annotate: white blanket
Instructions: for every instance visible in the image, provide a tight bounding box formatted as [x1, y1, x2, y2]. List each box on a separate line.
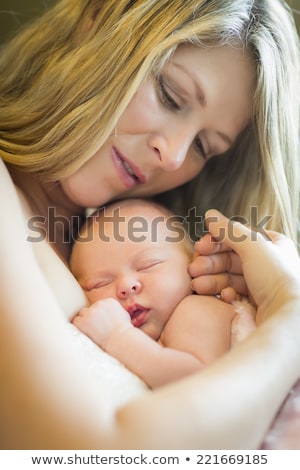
[69, 322, 300, 449]
[69, 324, 149, 411]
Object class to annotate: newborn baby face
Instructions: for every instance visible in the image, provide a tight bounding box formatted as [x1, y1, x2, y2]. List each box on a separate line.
[71, 200, 192, 340]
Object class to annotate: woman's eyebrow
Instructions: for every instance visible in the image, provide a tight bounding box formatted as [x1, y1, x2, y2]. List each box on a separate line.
[171, 62, 206, 106]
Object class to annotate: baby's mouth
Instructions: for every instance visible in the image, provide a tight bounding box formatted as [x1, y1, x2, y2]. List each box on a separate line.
[127, 304, 150, 328]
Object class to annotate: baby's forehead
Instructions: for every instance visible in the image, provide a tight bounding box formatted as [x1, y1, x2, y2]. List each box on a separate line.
[93, 211, 177, 245]
[80, 199, 193, 253]
[87, 201, 171, 237]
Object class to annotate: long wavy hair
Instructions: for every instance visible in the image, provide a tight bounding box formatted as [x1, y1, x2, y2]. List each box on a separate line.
[0, 0, 299, 243]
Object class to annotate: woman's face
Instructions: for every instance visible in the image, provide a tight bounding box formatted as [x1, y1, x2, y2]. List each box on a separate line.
[61, 44, 255, 208]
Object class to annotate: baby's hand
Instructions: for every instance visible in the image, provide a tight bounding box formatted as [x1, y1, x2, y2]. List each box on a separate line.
[72, 298, 132, 349]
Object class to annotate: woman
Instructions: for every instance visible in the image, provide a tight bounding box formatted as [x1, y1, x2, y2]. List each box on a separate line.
[0, 0, 299, 448]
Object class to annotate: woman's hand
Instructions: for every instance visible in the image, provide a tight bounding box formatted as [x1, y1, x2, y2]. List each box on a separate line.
[189, 232, 247, 297]
[195, 210, 300, 325]
[73, 298, 133, 350]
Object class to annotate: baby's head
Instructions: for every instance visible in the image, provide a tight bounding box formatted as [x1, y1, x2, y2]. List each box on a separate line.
[70, 198, 193, 340]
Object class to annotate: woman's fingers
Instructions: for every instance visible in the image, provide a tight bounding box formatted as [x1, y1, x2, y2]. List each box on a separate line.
[204, 209, 271, 260]
[220, 287, 241, 303]
[189, 251, 242, 277]
[190, 209, 300, 301]
[189, 229, 244, 295]
[204, 209, 300, 312]
[193, 233, 233, 256]
[191, 272, 248, 296]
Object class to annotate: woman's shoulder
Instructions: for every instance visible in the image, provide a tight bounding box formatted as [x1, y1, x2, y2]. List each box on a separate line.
[0, 159, 87, 321]
[30, 234, 88, 321]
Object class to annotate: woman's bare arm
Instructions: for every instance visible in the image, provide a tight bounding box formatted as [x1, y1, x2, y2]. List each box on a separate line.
[0, 159, 110, 448]
[1, 162, 300, 449]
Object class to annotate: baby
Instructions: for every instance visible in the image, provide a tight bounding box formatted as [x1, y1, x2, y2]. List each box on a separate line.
[71, 199, 256, 388]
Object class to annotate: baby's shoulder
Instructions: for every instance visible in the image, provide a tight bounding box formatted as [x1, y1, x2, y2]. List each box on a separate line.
[164, 294, 235, 335]
[161, 294, 235, 352]
[172, 293, 235, 316]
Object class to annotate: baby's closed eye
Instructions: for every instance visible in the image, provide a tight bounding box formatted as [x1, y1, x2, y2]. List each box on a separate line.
[83, 277, 113, 291]
[136, 259, 165, 272]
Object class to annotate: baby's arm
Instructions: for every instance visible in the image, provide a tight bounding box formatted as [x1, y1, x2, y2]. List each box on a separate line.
[73, 298, 204, 388]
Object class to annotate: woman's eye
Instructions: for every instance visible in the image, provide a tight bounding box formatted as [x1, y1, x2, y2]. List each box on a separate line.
[157, 75, 180, 111]
[194, 137, 207, 159]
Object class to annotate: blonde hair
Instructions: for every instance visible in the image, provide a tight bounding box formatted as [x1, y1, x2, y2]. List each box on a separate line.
[0, 0, 299, 243]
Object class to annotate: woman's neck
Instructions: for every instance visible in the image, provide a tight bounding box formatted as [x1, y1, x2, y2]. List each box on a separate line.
[8, 166, 85, 262]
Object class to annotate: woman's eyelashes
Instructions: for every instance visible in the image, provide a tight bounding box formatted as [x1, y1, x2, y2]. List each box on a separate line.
[157, 75, 207, 159]
[194, 137, 207, 159]
[157, 75, 180, 111]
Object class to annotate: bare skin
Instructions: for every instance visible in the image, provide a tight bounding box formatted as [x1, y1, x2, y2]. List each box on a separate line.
[2, 160, 300, 448]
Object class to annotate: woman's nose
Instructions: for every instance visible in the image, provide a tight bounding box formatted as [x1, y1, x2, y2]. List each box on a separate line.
[148, 130, 192, 172]
[116, 276, 142, 299]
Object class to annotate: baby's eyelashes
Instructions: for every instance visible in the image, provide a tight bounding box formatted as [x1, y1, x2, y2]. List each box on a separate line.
[82, 278, 113, 291]
[136, 259, 164, 272]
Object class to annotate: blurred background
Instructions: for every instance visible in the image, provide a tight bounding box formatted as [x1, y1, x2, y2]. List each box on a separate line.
[0, 0, 299, 44]
[0, 0, 57, 44]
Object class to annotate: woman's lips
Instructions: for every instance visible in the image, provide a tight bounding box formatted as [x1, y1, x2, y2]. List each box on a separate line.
[112, 146, 146, 189]
[127, 304, 150, 328]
